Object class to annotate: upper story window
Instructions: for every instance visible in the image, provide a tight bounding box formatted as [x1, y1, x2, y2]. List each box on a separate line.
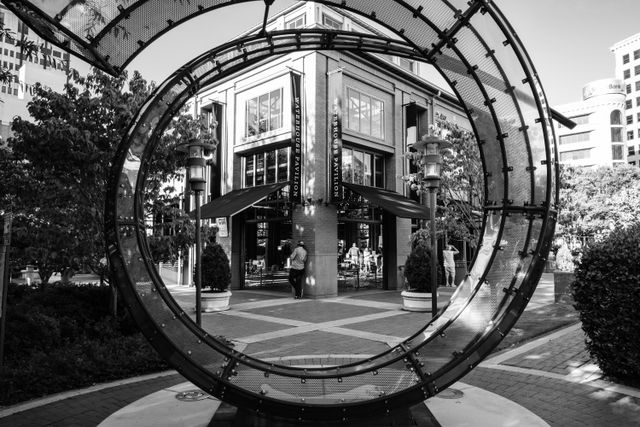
[634, 65, 640, 76]
[624, 69, 631, 79]
[623, 54, 630, 64]
[399, 58, 416, 73]
[286, 14, 305, 29]
[627, 84, 632, 94]
[611, 110, 624, 143]
[17, 21, 28, 35]
[245, 88, 283, 138]
[628, 130, 635, 140]
[611, 127, 623, 142]
[559, 132, 590, 145]
[627, 115, 633, 125]
[322, 14, 343, 30]
[610, 110, 622, 125]
[560, 148, 591, 162]
[635, 49, 640, 60]
[559, 114, 589, 128]
[342, 147, 384, 188]
[243, 147, 290, 187]
[626, 100, 632, 109]
[346, 87, 384, 139]
[612, 144, 624, 160]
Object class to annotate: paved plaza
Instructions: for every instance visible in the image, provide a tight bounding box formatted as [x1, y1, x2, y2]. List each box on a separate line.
[0, 274, 639, 426]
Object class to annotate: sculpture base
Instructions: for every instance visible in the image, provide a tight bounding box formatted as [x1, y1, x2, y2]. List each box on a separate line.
[213, 402, 439, 426]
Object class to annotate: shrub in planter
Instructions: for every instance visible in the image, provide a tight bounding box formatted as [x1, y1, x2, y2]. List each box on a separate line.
[199, 237, 231, 292]
[403, 234, 433, 292]
[571, 223, 640, 382]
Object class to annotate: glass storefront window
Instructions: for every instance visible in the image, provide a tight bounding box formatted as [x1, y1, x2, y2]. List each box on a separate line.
[363, 153, 372, 186]
[245, 156, 255, 187]
[243, 147, 291, 188]
[255, 154, 265, 186]
[346, 87, 384, 139]
[277, 148, 288, 181]
[342, 146, 384, 188]
[266, 150, 277, 183]
[374, 155, 384, 188]
[245, 88, 283, 138]
[353, 150, 364, 184]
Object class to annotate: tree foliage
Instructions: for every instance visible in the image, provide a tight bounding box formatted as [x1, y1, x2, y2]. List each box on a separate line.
[558, 165, 640, 244]
[402, 121, 484, 245]
[1, 68, 201, 283]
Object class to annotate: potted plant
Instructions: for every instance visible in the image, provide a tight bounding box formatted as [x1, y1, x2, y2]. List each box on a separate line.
[553, 240, 575, 303]
[198, 236, 232, 312]
[401, 231, 435, 312]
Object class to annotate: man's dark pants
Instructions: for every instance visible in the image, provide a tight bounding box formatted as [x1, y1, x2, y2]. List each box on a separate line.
[288, 268, 304, 297]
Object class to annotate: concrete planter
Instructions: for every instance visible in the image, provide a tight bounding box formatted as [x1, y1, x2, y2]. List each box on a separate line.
[553, 271, 575, 303]
[201, 290, 232, 312]
[401, 290, 434, 312]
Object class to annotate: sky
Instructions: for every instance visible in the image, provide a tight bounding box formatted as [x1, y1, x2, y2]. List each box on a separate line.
[125, 0, 640, 108]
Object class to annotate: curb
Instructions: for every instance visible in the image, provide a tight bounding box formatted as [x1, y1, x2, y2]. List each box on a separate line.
[0, 370, 178, 419]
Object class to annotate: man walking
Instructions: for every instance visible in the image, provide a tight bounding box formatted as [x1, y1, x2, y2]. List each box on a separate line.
[288, 240, 307, 299]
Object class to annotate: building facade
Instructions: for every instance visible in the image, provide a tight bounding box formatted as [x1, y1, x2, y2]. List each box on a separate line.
[0, 5, 75, 141]
[189, 3, 470, 296]
[554, 78, 626, 168]
[611, 32, 640, 166]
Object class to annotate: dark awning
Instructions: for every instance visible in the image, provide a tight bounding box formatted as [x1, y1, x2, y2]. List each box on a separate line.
[342, 183, 430, 219]
[195, 182, 288, 219]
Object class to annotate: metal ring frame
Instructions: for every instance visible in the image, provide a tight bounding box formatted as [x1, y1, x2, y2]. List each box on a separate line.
[6, 0, 559, 422]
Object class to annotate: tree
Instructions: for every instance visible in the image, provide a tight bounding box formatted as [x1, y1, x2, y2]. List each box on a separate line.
[402, 121, 484, 246]
[558, 164, 640, 247]
[2, 68, 199, 283]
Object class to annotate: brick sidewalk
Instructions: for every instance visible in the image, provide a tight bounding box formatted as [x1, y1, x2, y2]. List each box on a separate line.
[1, 283, 639, 426]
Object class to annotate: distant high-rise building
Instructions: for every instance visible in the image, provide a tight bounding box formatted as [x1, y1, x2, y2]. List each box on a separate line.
[611, 32, 640, 166]
[0, 5, 76, 141]
[554, 78, 626, 168]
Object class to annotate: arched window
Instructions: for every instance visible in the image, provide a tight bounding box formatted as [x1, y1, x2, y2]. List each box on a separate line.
[610, 110, 622, 125]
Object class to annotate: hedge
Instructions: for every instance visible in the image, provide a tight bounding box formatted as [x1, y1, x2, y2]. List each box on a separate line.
[571, 223, 640, 383]
[0, 282, 169, 406]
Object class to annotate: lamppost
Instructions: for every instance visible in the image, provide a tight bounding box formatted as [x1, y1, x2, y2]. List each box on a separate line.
[180, 121, 216, 327]
[413, 134, 451, 317]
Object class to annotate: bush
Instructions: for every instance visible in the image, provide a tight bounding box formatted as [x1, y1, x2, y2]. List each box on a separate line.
[0, 282, 169, 405]
[571, 223, 640, 382]
[404, 232, 433, 292]
[199, 238, 231, 292]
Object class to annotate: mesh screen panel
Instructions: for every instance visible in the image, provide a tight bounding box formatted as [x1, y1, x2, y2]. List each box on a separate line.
[231, 358, 417, 404]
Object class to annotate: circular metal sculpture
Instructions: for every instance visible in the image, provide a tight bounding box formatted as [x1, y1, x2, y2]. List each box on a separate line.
[5, 0, 559, 422]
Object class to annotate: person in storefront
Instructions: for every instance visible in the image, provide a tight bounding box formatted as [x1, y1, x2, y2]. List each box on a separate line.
[288, 240, 307, 299]
[347, 243, 360, 268]
[362, 247, 372, 273]
[442, 244, 460, 287]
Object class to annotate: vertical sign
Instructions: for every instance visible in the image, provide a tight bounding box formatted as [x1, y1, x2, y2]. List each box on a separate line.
[290, 72, 302, 204]
[328, 69, 343, 203]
